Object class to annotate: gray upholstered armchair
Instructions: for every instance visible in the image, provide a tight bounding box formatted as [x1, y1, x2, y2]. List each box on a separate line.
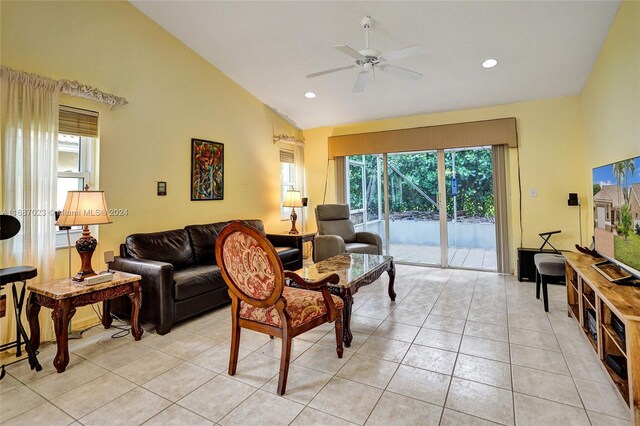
[314, 204, 383, 262]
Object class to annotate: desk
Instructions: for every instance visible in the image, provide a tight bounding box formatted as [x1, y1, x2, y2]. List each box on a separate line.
[27, 271, 143, 373]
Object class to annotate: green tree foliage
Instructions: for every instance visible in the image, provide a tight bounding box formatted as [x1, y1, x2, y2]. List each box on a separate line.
[618, 204, 633, 240]
[348, 149, 495, 220]
[593, 183, 601, 195]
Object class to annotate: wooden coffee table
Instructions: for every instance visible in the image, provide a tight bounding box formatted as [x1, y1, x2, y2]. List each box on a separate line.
[294, 253, 395, 347]
[27, 271, 143, 373]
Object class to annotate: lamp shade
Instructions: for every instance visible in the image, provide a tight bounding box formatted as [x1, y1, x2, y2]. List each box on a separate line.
[56, 190, 112, 226]
[283, 190, 303, 208]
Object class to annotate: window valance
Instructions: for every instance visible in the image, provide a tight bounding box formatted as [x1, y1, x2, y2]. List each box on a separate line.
[328, 117, 517, 159]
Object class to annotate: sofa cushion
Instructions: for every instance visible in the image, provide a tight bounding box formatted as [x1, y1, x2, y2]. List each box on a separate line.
[274, 247, 299, 269]
[237, 219, 266, 234]
[126, 229, 194, 269]
[185, 222, 230, 265]
[345, 242, 380, 255]
[173, 264, 225, 301]
[186, 219, 267, 266]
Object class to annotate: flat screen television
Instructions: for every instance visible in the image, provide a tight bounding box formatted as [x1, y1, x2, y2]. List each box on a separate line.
[593, 155, 640, 278]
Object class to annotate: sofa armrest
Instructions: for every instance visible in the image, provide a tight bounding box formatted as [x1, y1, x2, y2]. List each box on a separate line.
[355, 232, 383, 254]
[313, 235, 346, 263]
[110, 257, 175, 334]
[266, 233, 302, 250]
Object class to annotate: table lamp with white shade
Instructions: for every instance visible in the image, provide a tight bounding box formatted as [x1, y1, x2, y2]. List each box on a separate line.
[56, 187, 112, 281]
[283, 190, 303, 234]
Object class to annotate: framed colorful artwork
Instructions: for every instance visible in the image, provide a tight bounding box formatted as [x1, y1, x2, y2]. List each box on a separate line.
[191, 138, 224, 201]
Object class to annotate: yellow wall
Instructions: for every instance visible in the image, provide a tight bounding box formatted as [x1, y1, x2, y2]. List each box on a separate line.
[581, 1, 640, 234]
[1, 1, 299, 333]
[1, 0, 638, 339]
[304, 97, 589, 273]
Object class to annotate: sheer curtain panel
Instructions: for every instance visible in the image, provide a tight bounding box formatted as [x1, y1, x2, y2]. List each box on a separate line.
[293, 143, 306, 230]
[1, 69, 59, 345]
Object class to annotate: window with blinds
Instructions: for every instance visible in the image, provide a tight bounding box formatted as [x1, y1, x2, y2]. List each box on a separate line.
[59, 105, 99, 138]
[280, 148, 295, 220]
[56, 106, 98, 246]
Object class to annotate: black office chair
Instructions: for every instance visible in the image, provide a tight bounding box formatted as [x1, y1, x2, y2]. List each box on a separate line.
[0, 215, 42, 379]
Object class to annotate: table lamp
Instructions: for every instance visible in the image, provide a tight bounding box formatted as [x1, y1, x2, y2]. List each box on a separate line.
[283, 190, 303, 234]
[56, 187, 112, 281]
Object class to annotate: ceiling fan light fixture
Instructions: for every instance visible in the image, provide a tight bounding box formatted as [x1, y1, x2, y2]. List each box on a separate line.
[304, 91, 316, 99]
[482, 58, 498, 68]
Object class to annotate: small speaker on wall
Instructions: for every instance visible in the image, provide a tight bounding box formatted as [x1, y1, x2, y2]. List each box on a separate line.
[568, 193, 579, 206]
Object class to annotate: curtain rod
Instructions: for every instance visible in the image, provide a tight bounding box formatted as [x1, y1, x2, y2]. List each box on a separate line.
[0, 65, 128, 109]
[273, 134, 305, 146]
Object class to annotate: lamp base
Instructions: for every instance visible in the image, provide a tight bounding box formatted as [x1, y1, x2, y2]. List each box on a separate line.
[72, 226, 97, 282]
[288, 208, 299, 234]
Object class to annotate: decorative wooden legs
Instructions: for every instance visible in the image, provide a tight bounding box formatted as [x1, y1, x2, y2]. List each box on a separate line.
[102, 300, 113, 328]
[27, 294, 41, 354]
[277, 331, 292, 396]
[128, 282, 143, 340]
[387, 261, 396, 301]
[342, 293, 354, 347]
[52, 299, 76, 373]
[228, 296, 241, 376]
[335, 315, 344, 358]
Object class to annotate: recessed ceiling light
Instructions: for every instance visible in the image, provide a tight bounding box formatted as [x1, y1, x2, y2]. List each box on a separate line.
[304, 91, 316, 99]
[482, 59, 498, 69]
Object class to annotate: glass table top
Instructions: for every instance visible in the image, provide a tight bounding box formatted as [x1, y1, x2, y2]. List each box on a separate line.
[294, 253, 392, 288]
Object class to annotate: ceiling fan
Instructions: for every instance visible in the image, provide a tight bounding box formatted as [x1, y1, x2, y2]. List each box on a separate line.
[306, 16, 426, 93]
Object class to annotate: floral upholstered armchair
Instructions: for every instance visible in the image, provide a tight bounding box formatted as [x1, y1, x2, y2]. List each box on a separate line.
[215, 221, 344, 395]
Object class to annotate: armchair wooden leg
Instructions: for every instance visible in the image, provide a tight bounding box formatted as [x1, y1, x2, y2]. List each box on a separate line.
[229, 323, 241, 376]
[229, 299, 241, 376]
[335, 315, 344, 358]
[536, 270, 541, 300]
[277, 330, 292, 395]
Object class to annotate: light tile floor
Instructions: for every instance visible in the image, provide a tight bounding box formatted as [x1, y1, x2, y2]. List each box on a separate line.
[0, 266, 633, 425]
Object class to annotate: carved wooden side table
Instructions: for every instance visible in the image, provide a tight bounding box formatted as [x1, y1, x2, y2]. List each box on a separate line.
[27, 271, 143, 373]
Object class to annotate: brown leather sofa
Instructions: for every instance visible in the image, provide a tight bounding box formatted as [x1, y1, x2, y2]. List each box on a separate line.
[111, 219, 302, 335]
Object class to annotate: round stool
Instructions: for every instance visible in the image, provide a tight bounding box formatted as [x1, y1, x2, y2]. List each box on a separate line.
[534, 253, 565, 312]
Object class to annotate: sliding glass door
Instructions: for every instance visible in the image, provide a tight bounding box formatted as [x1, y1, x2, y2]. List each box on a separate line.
[444, 147, 497, 270]
[346, 146, 497, 271]
[387, 151, 441, 265]
[347, 155, 386, 246]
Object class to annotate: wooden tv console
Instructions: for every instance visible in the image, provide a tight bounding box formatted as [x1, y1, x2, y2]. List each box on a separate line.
[564, 252, 640, 423]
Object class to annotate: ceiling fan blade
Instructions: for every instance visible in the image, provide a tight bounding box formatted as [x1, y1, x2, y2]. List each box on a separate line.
[353, 70, 370, 93]
[334, 45, 366, 60]
[380, 45, 426, 62]
[379, 64, 423, 80]
[306, 65, 356, 78]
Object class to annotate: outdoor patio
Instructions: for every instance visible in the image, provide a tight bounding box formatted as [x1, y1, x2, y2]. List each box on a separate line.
[389, 244, 498, 271]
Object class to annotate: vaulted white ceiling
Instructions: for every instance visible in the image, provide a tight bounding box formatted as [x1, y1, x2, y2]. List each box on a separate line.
[131, 1, 620, 129]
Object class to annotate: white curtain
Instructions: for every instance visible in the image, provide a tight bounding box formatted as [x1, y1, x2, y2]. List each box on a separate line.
[1, 69, 59, 346]
[293, 143, 306, 231]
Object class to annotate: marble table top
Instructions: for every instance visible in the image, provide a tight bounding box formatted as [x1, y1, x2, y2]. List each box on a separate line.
[27, 271, 141, 300]
[295, 253, 393, 288]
